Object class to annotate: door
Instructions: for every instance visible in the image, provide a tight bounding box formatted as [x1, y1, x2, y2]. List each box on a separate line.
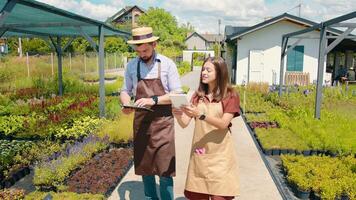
[249, 50, 264, 83]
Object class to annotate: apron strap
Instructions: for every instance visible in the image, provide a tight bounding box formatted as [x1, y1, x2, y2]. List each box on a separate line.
[136, 57, 161, 81]
[156, 58, 161, 80]
[136, 59, 141, 82]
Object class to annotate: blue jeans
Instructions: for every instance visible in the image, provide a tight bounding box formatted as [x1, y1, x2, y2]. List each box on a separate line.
[142, 175, 173, 200]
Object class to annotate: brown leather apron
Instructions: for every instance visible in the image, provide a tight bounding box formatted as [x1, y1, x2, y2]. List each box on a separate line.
[132, 59, 176, 177]
[185, 101, 239, 196]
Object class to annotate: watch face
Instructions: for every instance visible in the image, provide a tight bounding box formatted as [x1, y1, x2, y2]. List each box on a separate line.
[199, 114, 206, 120]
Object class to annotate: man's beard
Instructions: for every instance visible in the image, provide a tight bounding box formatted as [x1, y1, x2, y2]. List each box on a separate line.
[141, 54, 153, 63]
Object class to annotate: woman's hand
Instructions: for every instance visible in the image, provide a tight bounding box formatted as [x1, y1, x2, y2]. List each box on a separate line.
[172, 107, 183, 117]
[181, 104, 200, 118]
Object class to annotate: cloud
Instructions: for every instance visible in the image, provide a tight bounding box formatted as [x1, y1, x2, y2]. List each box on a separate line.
[36, 0, 356, 34]
[162, 0, 267, 33]
[37, 0, 125, 21]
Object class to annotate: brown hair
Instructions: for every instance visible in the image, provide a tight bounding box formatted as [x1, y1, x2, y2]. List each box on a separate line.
[196, 57, 234, 102]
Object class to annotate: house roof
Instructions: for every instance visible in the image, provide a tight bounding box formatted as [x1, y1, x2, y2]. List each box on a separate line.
[106, 5, 145, 23]
[186, 32, 224, 42]
[226, 13, 343, 41]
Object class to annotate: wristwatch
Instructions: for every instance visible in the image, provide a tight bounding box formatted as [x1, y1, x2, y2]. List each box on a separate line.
[151, 95, 158, 105]
[199, 113, 206, 120]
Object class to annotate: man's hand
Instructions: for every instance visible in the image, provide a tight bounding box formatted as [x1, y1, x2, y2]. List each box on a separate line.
[134, 98, 155, 107]
[121, 104, 134, 115]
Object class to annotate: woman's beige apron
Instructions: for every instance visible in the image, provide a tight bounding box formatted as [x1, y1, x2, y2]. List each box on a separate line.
[185, 100, 239, 196]
[132, 59, 175, 177]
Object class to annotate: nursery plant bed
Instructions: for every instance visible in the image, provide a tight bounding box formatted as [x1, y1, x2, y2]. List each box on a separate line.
[66, 148, 133, 196]
[0, 166, 31, 189]
[248, 121, 280, 129]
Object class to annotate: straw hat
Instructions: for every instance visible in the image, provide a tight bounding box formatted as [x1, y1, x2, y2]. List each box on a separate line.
[127, 27, 159, 45]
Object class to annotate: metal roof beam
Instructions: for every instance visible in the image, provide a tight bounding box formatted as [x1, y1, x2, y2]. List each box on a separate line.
[285, 38, 302, 56]
[0, 28, 8, 38]
[330, 23, 356, 28]
[77, 27, 98, 51]
[2, 22, 90, 29]
[323, 11, 356, 27]
[325, 27, 355, 54]
[283, 23, 321, 38]
[7, 28, 54, 37]
[62, 37, 75, 52]
[0, 0, 18, 26]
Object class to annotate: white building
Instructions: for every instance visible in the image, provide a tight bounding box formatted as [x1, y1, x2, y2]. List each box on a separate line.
[224, 13, 356, 85]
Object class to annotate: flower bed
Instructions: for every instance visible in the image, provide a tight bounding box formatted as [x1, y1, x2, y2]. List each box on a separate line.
[281, 155, 356, 199]
[25, 191, 105, 200]
[239, 85, 356, 156]
[66, 148, 133, 196]
[33, 135, 107, 190]
[0, 188, 25, 200]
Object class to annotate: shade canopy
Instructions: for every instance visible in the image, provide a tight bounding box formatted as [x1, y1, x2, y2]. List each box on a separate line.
[0, 0, 129, 38]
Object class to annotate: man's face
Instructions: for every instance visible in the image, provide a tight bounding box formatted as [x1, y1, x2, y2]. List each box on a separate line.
[135, 42, 156, 63]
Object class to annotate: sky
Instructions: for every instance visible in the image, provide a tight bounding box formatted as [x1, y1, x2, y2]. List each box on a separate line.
[38, 0, 356, 34]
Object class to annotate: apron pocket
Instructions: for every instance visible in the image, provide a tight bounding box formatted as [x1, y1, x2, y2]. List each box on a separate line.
[204, 153, 232, 180]
[192, 154, 208, 179]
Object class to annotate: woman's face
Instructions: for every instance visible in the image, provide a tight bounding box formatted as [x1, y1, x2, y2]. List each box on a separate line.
[201, 61, 216, 85]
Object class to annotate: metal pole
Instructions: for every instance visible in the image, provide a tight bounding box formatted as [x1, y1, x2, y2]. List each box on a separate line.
[69, 52, 72, 71]
[279, 37, 288, 96]
[106, 53, 108, 69]
[97, 52, 99, 71]
[114, 52, 117, 68]
[98, 26, 105, 118]
[26, 52, 29, 77]
[57, 37, 63, 96]
[84, 53, 87, 73]
[315, 25, 327, 119]
[218, 19, 221, 57]
[51, 52, 54, 76]
[18, 37, 22, 58]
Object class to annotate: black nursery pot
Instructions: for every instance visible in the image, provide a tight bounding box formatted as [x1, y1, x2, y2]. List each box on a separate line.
[23, 167, 31, 175]
[302, 150, 311, 156]
[310, 150, 318, 156]
[280, 149, 288, 155]
[287, 149, 296, 155]
[272, 149, 280, 156]
[310, 191, 321, 200]
[4, 177, 15, 188]
[264, 149, 273, 156]
[340, 194, 350, 200]
[296, 188, 310, 199]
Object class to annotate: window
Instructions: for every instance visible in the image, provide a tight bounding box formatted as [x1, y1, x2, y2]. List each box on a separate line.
[287, 45, 304, 71]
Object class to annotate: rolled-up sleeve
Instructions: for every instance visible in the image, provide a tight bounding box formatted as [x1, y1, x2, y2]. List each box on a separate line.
[167, 60, 182, 93]
[121, 65, 134, 96]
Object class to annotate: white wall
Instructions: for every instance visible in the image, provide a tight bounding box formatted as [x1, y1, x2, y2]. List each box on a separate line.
[185, 35, 206, 50]
[235, 20, 323, 85]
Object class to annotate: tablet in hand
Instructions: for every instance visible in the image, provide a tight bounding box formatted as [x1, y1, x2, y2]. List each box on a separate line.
[121, 104, 154, 112]
[169, 93, 189, 108]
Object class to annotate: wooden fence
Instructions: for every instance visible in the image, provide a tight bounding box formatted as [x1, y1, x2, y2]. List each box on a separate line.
[285, 72, 310, 86]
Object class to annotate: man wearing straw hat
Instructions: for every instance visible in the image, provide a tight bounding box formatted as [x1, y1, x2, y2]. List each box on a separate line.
[120, 27, 182, 200]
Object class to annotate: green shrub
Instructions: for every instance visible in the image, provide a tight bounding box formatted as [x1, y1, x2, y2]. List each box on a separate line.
[96, 113, 133, 144]
[282, 155, 356, 199]
[25, 192, 105, 200]
[49, 116, 101, 140]
[34, 136, 107, 188]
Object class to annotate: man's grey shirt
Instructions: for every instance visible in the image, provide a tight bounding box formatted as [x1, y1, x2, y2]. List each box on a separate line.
[121, 53, 182, 97]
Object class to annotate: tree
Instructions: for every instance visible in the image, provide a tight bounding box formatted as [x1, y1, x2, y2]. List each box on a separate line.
[104, 37, 129, 53]
[137, 7, 194, 58]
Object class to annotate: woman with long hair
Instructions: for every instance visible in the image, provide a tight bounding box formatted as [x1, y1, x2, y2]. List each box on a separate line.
[173, 57, 240, 199]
